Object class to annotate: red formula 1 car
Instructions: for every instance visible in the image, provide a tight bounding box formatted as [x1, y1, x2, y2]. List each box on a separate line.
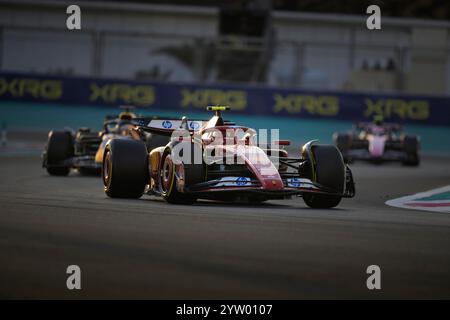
[333, 119, 420, 166]
[102, 107, 355, 208]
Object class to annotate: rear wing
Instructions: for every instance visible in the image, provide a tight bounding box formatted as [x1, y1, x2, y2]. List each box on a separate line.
[355, 122, 402, 131]
[131, 117, 236, 136]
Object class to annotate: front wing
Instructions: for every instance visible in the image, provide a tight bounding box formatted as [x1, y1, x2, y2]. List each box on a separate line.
[182, 168, 355, 200]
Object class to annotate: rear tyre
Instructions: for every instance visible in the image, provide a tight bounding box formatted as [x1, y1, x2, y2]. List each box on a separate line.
[46, 131, 74, 176]
[333, 133, 353, 163]
[333, 133, 351, 151]
[302, 145, 345, 209]
[103, 139, 149, 198]
[402, 136, 420, 166]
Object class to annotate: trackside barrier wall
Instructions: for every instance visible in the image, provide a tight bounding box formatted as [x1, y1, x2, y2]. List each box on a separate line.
[0, 72, 449, 126]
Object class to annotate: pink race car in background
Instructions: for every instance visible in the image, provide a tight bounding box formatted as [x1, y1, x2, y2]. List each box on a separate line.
[333, 122, 420, 166]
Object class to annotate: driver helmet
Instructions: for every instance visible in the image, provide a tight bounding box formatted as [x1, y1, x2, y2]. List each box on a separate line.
[118, 111, 137, 120]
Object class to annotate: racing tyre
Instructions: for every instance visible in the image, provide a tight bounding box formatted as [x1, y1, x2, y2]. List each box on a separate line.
[402, 136, 420, 166]
[302, 145, 345, 209]
[46, 131, 74, 176]
[103, 139, 149, 198]
[160, 143, 203, 204]
[333, 133, 352, 151]
[333, 133, 352, 163]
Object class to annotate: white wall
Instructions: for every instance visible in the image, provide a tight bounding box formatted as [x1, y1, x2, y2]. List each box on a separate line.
[3, 29, 92, 75]
[0, 0, 217, 81]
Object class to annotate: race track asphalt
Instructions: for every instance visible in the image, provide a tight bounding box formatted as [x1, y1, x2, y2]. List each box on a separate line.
[0, 151, 449, 299]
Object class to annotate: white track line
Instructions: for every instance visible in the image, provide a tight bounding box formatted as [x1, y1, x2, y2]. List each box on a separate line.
[386, 185, 450, 213]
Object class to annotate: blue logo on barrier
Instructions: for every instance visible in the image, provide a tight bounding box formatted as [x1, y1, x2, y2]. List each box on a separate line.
[162, 120, 172, 129]
[236, 177, 249, 186]
[189, 121, 200, 130]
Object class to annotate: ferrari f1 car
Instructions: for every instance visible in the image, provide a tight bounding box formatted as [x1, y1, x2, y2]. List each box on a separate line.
[42, 107, 141, 176]
[102, 106, 355, 208]
[333, 118, 420, 166]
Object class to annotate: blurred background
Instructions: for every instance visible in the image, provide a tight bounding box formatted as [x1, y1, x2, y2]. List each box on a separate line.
[0, 0, 450, 152]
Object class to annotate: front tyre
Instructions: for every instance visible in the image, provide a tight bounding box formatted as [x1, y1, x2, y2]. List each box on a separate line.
[302, 145, 345, 209]
[103, 139, 149, 198]
[45, 131, 74, 176]
[333, 133, 353, 163]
